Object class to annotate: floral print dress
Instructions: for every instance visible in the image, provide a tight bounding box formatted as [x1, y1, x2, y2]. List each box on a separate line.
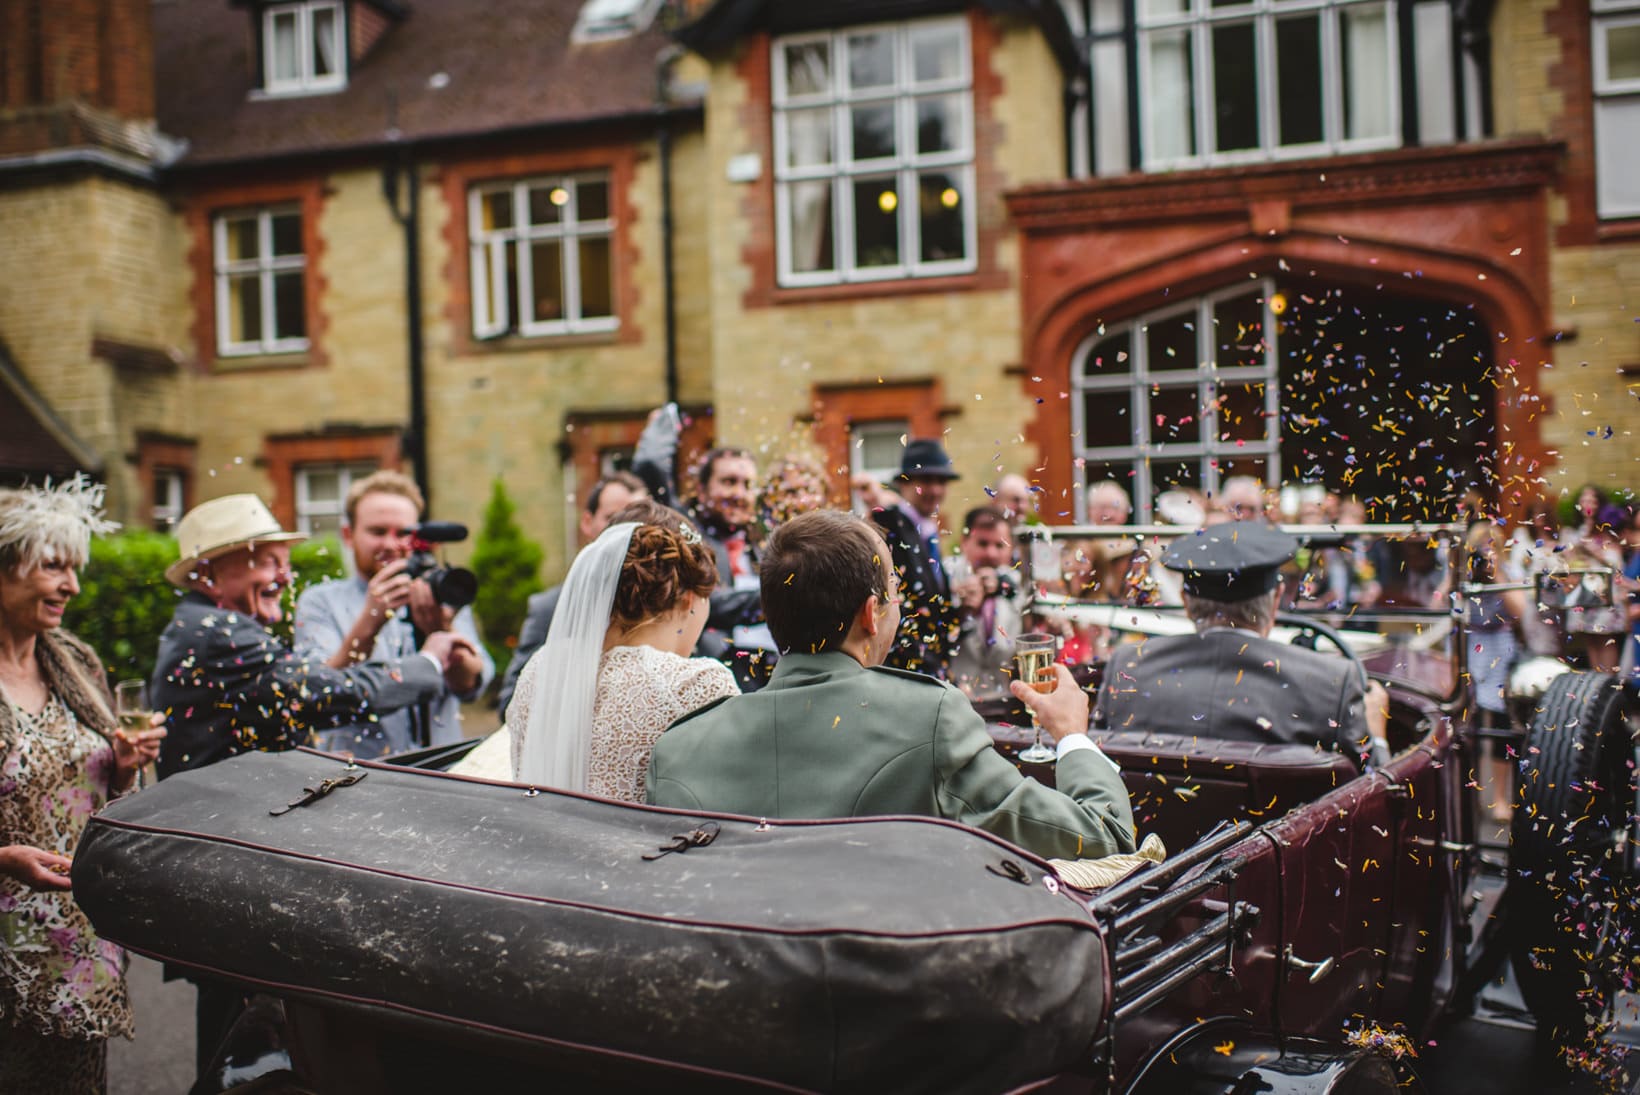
[1, 694, 132, 1042]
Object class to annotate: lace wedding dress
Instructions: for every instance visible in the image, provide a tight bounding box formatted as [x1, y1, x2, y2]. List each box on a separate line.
[451, 645, 737, 802]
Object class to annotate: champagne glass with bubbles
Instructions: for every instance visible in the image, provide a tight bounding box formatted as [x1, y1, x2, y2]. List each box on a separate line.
[1013, 633, 1059, 764]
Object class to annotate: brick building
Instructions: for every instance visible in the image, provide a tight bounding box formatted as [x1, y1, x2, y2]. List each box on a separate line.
[0, 0, 1635, 574]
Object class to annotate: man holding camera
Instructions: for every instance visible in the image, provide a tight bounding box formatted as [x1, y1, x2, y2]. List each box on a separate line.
[947, 506, 1024, 701]
[295, 470, 492, 755]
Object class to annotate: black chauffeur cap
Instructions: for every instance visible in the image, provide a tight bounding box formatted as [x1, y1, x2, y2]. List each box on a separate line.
[1160, 521, 1298, 602]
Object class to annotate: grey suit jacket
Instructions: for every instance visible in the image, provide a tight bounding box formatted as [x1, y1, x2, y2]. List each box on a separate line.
[498, 586, 560, 718]
[646, 652, 1135, 861]
[1093, 629, 1367, 757]
[152, 593, 446, 778]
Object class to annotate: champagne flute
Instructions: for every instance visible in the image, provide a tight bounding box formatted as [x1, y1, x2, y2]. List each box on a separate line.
[114, 680, 156, 781]
[1013, 633, 1058, 764]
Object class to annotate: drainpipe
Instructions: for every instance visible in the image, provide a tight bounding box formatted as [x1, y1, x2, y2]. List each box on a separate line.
[656, 45, 683, 406]
[383, 143, 430, 508]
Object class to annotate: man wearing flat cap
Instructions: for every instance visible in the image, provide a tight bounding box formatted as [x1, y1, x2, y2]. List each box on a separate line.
[852, 438, 962, 679]
[151, 494, 476, 779]
[1093, 522, 1389, 763]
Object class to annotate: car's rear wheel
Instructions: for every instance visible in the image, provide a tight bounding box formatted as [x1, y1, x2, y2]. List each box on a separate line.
[1507, 671, 1637, 1074]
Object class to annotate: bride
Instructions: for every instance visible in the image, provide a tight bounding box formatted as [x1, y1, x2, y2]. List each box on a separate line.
[452, 501, 737, 800]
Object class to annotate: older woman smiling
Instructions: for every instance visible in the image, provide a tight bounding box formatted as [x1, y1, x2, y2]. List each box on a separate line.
[0, 478, 164, 1094]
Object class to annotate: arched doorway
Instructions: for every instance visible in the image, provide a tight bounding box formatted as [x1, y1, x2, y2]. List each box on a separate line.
[1068, 276, 1497, 521]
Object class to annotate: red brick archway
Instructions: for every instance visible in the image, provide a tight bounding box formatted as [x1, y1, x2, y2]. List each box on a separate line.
[1006, 141, 1563, 519]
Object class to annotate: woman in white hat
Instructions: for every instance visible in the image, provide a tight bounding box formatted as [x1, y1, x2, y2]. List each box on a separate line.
[0, 478, 165, 1094]
[150, 494, 472, 779]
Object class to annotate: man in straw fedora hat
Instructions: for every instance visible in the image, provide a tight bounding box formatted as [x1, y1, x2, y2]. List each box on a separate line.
[150, 493, 476, 1081]
[151, 494, 474, 780]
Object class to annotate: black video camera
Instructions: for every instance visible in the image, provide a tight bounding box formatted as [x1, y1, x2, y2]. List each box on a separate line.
[405, 521, 479, 609]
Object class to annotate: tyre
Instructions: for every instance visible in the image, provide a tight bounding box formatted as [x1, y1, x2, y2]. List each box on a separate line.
[1507, 671, 1638, 1070]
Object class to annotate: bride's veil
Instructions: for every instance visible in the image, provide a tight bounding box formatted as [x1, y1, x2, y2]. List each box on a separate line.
[514, 521, 639, 789]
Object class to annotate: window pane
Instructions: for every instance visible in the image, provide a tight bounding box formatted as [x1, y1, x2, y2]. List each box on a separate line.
[303, 468, 341, 503]
[1212, 22, 1259, 152]
[1595, 98, 1640, 216]
[785, 108, 834, 168]
[847, 32, 895, 90]
[577, 178, 610, 222]
[270, 212, 302, 257]
[578, 236, 613, 318]
[530, 240, 565, 322]
[851, 102, 897, 160]
[1141, 0, 1188, 16]
[1215, 381, 1269, 441]
[1276, 15, 1324, 145]
[1146, 30, 1195, 161]
[528, 185, 567, 226]
[1151, 457, 1202, 492]
[1082, 331, 1133, 377]
[272, 271, 305, 340]
[917, 172, 965, 263]
[224, 216, 260, 262]
[783, 41, 830, 97]
[473, 243, 501, 331]
[1151, 385, 1202, 444]
[1342, 4, 1393, 139]
[852, 177, 901, 268]
[1083, 391, 1134, 441]
[228, 273, 262, 343]
[482, 190, 514, 232]
[911, 23, 964, 83]
[786, 181, 836, 273]
[269, 11, 300, 82]
[1145, 311, 1196, 372]
[916, 94, 963, 155]
[1212, 291, 1266, 368]
[1609, 23, 1640, 82]
[312, 5, 339, 78]
[502, 239, 521, 330]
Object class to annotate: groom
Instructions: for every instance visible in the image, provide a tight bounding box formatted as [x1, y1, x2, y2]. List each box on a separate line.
[645, 510, 1135, 862]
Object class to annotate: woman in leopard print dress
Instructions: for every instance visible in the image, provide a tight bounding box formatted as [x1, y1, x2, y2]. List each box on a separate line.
[0, 480, 165, 1094]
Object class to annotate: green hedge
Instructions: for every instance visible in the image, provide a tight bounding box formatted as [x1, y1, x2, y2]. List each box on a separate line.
[469, 479, 544, 688]
[63, 532, 345, 685]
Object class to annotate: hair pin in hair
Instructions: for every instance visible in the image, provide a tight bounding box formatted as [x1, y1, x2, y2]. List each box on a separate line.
[678, 521, 702, 546]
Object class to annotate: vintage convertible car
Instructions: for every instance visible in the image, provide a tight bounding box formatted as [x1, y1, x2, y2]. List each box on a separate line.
[72, 525, 1636, 1093]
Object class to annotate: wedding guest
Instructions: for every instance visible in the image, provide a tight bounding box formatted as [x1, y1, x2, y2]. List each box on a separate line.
[0, 479, 164, 1094]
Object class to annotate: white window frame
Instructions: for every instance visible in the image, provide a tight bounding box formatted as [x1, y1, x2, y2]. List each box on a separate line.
[213, 206, 309, 357]
[1070, 280, 1282, 522]
[771, 17, 978, 287]
[468, 174, 619, 339]
[152, 469, 186, 532]
[1136, 0, 1400, 171]
[261, 0, 346, 96]
[294, 462, 377, 535]
[1593, 4, 1640, 218]
[849, 420, 910, 512]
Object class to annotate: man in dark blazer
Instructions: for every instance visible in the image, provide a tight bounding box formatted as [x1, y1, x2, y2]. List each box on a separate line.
[853, 439, 963, 679]
[647, 509, 1135, 862]
[152, 494, 473, 779]
[1094, 522, 1388, 763]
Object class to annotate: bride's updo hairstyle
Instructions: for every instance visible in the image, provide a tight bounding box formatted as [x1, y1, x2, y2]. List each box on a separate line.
[602, 499, 718, 628]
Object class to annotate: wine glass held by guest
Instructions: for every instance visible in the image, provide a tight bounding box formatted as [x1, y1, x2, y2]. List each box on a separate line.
[0, 478, 164, 1093]
[454, 500, 739, 801]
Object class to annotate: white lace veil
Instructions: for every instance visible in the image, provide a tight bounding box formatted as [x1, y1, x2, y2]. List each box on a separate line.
[514, 521, 639, 789]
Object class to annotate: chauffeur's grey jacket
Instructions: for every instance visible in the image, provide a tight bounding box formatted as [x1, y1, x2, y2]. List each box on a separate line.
[646, 651, 1136, 861]
[1093, 629, 1367, 757]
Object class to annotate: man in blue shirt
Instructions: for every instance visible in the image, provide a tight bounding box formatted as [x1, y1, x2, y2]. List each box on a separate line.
[295, 470, 492, 755]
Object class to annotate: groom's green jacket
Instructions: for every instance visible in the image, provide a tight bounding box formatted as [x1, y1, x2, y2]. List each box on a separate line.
[645, 652, 1135, 861]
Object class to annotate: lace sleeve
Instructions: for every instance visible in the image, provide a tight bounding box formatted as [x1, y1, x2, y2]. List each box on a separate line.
[674, 657, 740, 714]
[507, 650, 543, 777]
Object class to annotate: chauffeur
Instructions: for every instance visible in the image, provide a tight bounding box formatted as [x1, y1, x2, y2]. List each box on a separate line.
[1093, 522, 1389, 764]
[646, 509, 1136, 862]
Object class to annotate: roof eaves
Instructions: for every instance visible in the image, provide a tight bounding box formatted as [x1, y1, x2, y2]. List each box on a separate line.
[0, 344, 104, 473]
[161, 102, 705, 175]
